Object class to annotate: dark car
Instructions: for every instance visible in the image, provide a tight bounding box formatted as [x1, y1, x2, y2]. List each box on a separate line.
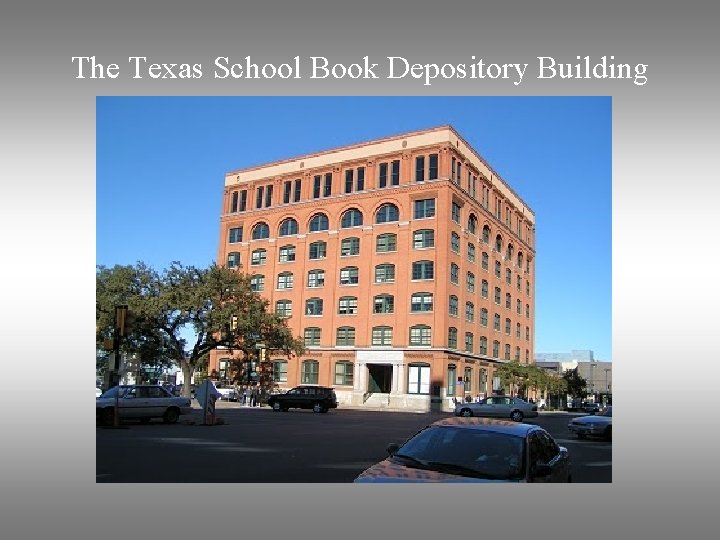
[354, 418, 571, 483]
[267, 385, 338, 413]
[581, 402, 601, 414]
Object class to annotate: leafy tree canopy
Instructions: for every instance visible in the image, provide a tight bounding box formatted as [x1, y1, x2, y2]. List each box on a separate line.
[96, 261, 305, 394]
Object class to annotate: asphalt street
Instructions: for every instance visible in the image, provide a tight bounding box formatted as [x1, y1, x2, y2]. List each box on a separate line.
[96, 406, 611, 483]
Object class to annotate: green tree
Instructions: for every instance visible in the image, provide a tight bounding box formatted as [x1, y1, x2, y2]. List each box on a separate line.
[96, 261, 305, 397]
[562, 367, 587, 404]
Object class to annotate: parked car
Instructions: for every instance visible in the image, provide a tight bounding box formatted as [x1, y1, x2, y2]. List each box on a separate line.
[267, 385, 338, 413]
[215, 384, 238, 401]
[96, 384, 193, 425]
[582, 402, 601, 414]
[354, 417, 571, 483]
[568, 406, 612, 440]
[454, 395, 538, 422]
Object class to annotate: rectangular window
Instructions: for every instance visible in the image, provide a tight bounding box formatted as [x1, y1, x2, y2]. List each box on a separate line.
[239, 190, 247, 212]
[376, 234, 397, 253]
[278, 246, 296, 263]
[415, 156, 425, 182]
[230, 191, 238, 213]
[391, 160, 400, 186]
[413, 229, 434, 249]
[294, 179, 302, 202]
[308, 242, 327, 260]
[448, 365, 457, 396]
[452, 202, 461, 223]
[264, 185, 272, 207]
[408, 365, 430, 394]
[272, 361, 288, 383]
[464, 367, 472, 393]
[283, 181, 291, 204]
[412, 261, 434, 280]
[228, 227, 243, 243]
[256, 186, 264, 209]
[313, 175, 321, 199]
[339, 267, 359, 285]
[357, 167, 365, 191]
[301, 362, 319, 385]
[344, 169, 354, 194]
[335, 362, 354, 386]
[323, 172, 332, 197]
[378, 162, 388, 188]
[414, 198, 435, 219]
[340, 237, 360, 256]
[428, 154, 438, 180]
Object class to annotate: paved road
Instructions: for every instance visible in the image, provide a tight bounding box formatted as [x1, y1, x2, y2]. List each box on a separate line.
[96, 407, 611, 482]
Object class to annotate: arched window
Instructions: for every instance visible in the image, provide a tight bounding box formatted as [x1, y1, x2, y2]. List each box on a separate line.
[375, 203, 399, 224]
[507, 243, 514, 261]
[251, 249, 267, 266]
[518, 252, 524, 268]
[448, 327, 458, 349]
[371, 326, 393, 346]
[495, 234, 503, 253]
[467, 213, 478, 234]
[252, 222, 270, 240]
[336, 327, 355, 346]
[340, 208, 363, 228]
[482, 225, 490, 244]
[277, 271, 293, 290]
[309, 213, 329, 232]
[279, 218, 298, 237]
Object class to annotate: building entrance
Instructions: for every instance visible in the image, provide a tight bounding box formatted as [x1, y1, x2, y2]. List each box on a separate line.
[367, 364, 392, 393]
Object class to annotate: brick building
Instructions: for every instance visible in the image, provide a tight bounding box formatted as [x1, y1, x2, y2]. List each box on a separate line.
[209, 125, 536, 411]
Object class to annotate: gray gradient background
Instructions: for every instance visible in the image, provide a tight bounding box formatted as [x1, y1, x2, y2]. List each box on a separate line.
[2, 0, 718, 538]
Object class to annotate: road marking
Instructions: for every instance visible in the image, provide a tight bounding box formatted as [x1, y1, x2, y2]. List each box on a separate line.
[582, 461, 613, 467]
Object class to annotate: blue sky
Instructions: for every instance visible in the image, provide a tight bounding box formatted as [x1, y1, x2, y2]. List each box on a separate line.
[97, 96, 611, 361]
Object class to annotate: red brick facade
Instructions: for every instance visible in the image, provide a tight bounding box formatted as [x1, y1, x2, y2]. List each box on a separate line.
[209, 126, 535, 410]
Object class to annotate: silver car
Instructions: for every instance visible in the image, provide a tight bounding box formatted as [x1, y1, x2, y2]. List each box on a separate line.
[568, 406, 612, 440]
[96, 384, 193, 425]
[454, 396, 538, 422]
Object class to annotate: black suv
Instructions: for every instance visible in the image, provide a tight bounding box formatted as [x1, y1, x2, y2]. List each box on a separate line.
[267, 386, 338, 413]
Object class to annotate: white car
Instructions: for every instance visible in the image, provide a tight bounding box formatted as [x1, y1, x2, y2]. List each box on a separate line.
[96, 384, 193, 425]
[568, 406, 612, 441]
[454, 396, 539, 422]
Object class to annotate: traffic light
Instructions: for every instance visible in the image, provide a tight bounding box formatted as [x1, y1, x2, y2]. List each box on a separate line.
[118, 309, 137, 337]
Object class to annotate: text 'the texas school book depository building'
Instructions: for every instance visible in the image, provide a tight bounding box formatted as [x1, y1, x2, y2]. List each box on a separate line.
[209, 125, 536, 411]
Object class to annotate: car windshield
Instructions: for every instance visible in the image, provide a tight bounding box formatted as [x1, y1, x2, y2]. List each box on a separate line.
[392, 426, 526, 481]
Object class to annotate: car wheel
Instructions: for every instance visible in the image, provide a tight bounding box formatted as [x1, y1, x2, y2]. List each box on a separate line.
[510, 410, 524, 422]
[100, 408, 114, 426]
[272, 402, 281, 411]
[313, 402, 323, 413]
[163, 407, 180, 424]
[460, 408, 473, 417]
[604, 426, 612, 441]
